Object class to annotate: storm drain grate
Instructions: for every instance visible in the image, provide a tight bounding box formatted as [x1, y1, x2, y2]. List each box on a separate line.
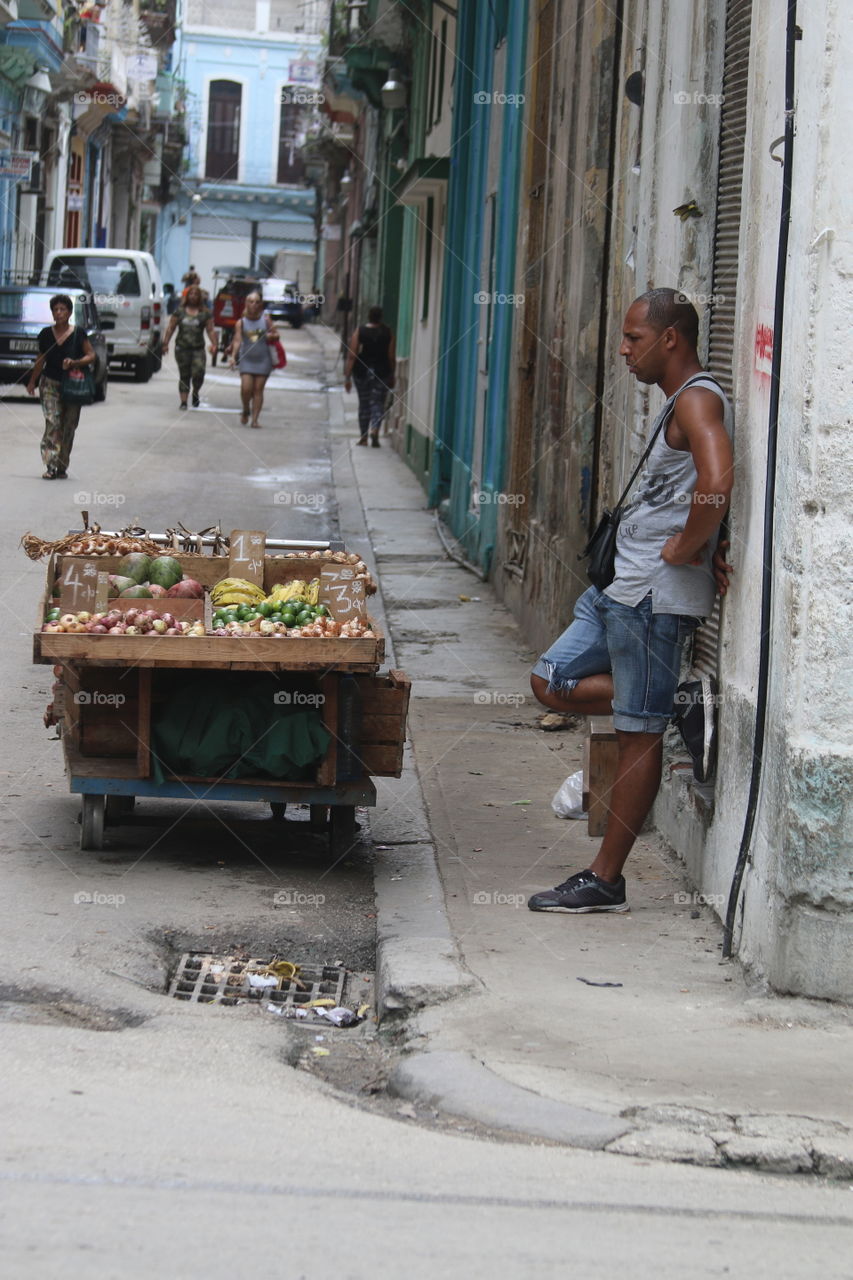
[169, 953, 346, 1009]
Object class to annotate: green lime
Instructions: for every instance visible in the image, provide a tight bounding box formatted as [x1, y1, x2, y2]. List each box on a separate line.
[258, 601, 274, 617]
[282, 611, 296, 626]
[47, 607, 61, 621]
[297, 610, 312, 625]
[314, 604, 328, 617]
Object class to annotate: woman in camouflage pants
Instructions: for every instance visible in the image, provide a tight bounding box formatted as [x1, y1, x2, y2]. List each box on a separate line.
[161, 285, 217, 410]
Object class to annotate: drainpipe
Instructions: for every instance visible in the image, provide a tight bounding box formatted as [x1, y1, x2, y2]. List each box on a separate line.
[722, 1, 798, 958]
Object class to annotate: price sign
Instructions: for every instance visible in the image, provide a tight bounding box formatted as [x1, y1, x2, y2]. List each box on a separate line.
[320, 566, 366, 623]
[59, 559, 104, 613]
[229, 530, 266, 587]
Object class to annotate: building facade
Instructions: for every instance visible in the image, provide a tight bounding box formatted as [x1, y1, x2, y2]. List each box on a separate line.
[0, 0, 181, 281]
[334, 0, 853, 1000]
[155, 0, 324, 297]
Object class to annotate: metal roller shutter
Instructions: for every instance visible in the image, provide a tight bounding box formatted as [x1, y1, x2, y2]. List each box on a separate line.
[693, 0, 752, 675]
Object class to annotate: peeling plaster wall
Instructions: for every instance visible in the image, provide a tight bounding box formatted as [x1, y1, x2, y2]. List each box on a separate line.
[501, 0, 852, 998]
[656, 0, 853, 1000]
[717, 0, 853, 999]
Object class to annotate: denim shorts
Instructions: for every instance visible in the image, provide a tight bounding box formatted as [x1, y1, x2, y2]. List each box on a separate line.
[531, 586, 699, 733]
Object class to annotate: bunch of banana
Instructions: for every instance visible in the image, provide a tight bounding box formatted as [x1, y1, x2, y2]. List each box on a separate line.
[266, 577, 320, 608]
[211, 577, 267, 607]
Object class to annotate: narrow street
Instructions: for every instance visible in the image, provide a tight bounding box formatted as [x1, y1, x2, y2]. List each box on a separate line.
[1, 330, 852, 1278]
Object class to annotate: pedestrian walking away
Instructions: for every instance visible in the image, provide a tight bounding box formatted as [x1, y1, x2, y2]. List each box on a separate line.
[527, 287, 735, 915]
[161, 285, 217, 410]
[27, 293, 96, 479]
[230, 290, 279, 428]
[344, 305, 396, 446]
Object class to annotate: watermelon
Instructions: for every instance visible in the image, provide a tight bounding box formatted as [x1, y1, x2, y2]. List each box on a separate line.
[118, 585, 153, 598]
[108, 574, 136, 597]
[117, 552, 151, 584]
[166, 578, 203, 598]
[148, 555, 183, 591]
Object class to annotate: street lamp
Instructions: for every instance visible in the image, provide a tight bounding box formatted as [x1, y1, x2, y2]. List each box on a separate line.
[22, 69, 52, 115]
[380, 69, 407, 111]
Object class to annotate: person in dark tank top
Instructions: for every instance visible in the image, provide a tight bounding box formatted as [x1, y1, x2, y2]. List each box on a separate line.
[344, 305, 396, 446]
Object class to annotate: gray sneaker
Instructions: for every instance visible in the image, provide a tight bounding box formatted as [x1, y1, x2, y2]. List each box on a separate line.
[527, 870, 628, 913]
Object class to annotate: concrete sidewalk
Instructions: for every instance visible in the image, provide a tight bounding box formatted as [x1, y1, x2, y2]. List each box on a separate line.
[314, 327, 853, 1176]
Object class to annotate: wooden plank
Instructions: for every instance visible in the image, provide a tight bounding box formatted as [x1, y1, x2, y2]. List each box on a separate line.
[315, 673, 338, 787]
[59, 663, 82, 694]
[63, 741, 142, 780]
[80, 721, 137, 757]
[361, 712, 406, 743]
[358, 744, 404, 776]
[34, 631, 384, 669]
[586, 716, 619, 837]
[136, 668, 151, 778]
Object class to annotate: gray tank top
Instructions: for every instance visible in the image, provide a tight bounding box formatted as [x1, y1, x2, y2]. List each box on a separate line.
[604, 374, 733, 619]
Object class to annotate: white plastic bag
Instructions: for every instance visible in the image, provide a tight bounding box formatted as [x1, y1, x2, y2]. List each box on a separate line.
[551, 769, 585, 820]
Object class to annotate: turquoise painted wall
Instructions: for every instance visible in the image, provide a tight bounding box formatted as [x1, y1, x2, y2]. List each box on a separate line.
[429, 0, 527, 575]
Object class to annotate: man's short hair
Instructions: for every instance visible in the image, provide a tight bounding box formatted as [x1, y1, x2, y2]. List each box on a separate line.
[367, 305, 384, 324]
[636, 288, 699, 349]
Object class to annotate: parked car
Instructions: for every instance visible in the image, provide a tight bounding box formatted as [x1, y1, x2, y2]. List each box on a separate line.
[0, 286, 109, 400]
[260, 277, 305, 329]
[43, 248, 164, 382]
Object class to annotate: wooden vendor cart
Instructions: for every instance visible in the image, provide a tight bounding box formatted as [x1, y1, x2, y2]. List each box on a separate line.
[33, 537, 410, 853]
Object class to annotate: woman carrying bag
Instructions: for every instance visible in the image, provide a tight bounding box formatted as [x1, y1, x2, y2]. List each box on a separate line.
[229, 290, 283, 428]
[27, 294, 96, 480]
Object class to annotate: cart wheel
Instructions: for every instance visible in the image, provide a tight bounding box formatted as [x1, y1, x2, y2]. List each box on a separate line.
[105, 795, 135, 824]
[80, 795, 106, 851]
[330, 805, 357, 854]
[270, 802, 287, 821]
[309, 804, 328, 832]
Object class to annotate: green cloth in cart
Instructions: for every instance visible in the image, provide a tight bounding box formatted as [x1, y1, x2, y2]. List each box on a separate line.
[151, 676, 331, 783]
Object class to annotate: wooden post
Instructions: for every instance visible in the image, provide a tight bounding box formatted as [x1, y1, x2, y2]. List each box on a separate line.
[585, 715, 618, 837]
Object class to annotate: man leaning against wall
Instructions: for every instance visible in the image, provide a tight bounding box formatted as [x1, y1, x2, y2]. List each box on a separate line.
[528, 288, 735, 915]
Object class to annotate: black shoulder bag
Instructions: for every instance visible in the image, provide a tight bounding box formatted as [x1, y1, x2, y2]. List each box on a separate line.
[579, 374, 714, 590]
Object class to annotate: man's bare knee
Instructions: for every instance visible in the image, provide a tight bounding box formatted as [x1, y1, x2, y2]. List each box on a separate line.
[531, 672, 574, 711]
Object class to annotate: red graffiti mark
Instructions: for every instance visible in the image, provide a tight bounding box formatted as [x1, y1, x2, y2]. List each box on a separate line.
[755, 322, 774, 377]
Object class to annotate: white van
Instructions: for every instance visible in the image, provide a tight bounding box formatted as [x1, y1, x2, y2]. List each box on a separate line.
[43, 248, 164, 382]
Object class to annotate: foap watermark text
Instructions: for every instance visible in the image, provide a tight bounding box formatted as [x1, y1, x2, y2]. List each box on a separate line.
[74, 691, 126, 707]
[674, 891, 725, 908]
[273, 492, 327, 507]
[473, 91, 525, 106]
[474, 691, 525, 706]
[472, 890, 526, 908]
[474, 490, 525, 506]
[273, 691, 325, 707]
[73, 491, 126, 507]
[475, 290, 524, 307]
[673, 91, 725, 107]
